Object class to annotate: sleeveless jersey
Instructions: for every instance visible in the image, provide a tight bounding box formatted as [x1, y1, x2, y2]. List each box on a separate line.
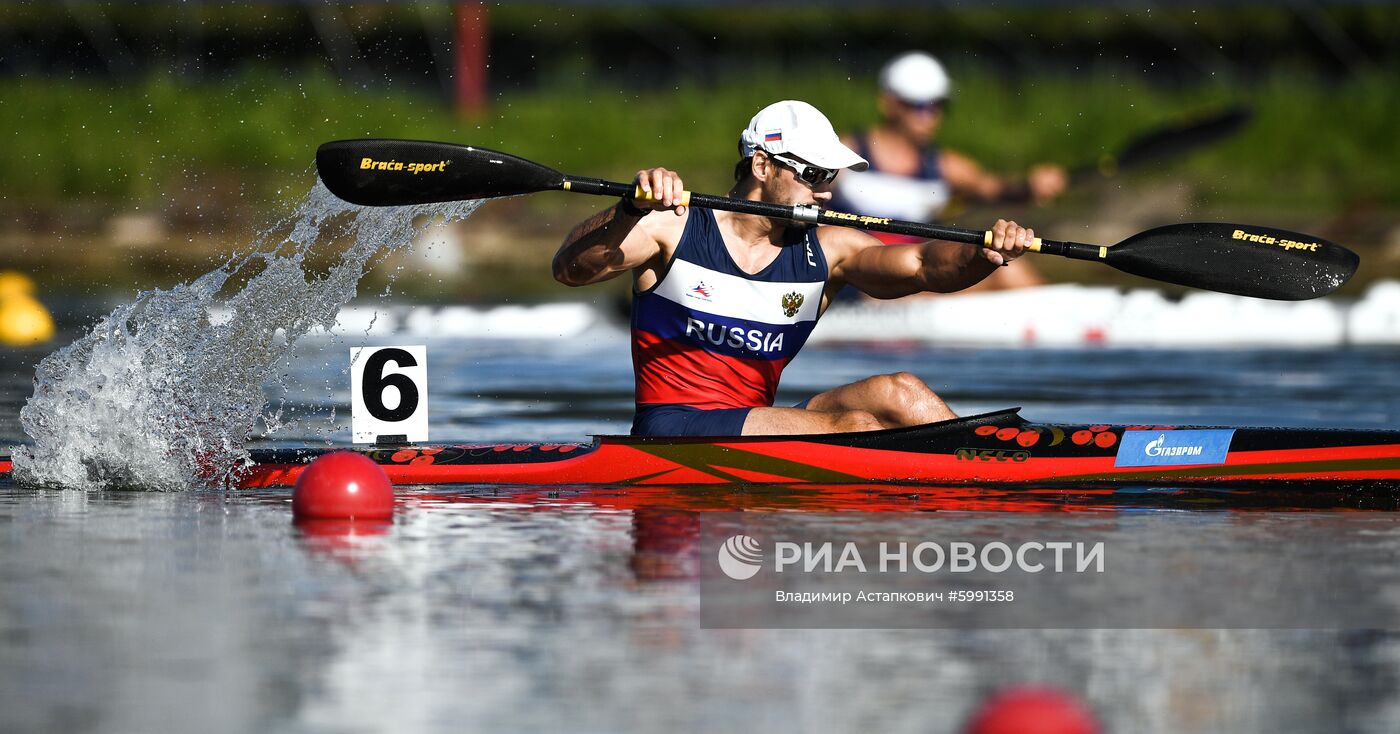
[631, 208, 827, 410]
[832, 132, 952, 243]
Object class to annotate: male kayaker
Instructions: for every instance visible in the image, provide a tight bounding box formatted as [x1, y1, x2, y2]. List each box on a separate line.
[833, 51, 1066, 291]
[553, 100, 1035, 437]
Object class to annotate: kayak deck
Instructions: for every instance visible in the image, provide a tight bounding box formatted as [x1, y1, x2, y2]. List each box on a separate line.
[236, 409, 1400, 489]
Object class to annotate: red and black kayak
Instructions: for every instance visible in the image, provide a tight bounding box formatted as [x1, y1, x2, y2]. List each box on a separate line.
[224, 409, 1399, 488]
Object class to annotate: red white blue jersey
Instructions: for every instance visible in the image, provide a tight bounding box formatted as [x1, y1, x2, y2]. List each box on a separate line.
[632, 209, 827, 410]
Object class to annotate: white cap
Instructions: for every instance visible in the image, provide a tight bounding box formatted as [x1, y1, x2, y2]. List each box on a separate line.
[739, 100, 868, 172]
[879, 52, 951, 104]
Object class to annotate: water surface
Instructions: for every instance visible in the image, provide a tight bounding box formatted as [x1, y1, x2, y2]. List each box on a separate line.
[2, 336, 1399, 733]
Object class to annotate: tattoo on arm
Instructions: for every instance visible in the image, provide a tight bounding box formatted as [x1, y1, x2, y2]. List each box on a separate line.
[554, 205, 644, 285]
[923, 241, 996, 291]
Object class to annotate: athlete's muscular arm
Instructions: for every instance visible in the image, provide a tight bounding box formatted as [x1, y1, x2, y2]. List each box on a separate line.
[552, 167, 686, 286]
[552, 206, 656, 286]
[828, 219, 1034, 299]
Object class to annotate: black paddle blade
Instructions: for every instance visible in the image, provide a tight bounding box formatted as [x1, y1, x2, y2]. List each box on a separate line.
[1105, 223, 1358, 300]
[1077, 106, 1253, 180]
[1113, 106, 1252, 172]
[316, 139, 565, 206]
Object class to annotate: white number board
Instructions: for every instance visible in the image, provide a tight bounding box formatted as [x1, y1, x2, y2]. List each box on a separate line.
[350, 345, 428, 444]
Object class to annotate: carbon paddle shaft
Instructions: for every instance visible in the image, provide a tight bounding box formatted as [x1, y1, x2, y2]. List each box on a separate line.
[566, 174, 1099, 257]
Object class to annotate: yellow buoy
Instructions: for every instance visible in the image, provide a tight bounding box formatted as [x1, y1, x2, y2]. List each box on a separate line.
[0, 270, 37, 301]
[0, 295, 55, 346]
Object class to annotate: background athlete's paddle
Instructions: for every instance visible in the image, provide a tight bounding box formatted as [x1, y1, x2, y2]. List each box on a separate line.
[1070, 105, 1254, 182]
[316, 139, 1357, 301]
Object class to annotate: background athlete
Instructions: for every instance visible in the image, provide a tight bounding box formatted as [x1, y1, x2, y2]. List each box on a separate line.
[553, 100, 1034, 437]
[833, 51, 1066, 291]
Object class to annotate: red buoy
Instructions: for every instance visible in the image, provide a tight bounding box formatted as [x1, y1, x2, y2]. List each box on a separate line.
[965, 687, 1100, 734]
[292, 451, 395, 521]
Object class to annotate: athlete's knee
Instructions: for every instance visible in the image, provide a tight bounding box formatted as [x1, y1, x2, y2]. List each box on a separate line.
[835, 409, 882, 432]
[887, 371, 933, 396]
[878, 372, 952, 424]
[874, 372, 937, 404]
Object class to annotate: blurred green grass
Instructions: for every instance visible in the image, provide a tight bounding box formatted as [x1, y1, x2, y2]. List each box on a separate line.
[2, 64, 1396, 212]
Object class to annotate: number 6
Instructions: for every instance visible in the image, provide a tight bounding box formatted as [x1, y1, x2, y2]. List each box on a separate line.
[362, 348, 420, 422]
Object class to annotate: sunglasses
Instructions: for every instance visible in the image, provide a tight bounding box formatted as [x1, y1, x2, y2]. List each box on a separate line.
[768, 152, 839, 187]
[897, 98, 947, 114]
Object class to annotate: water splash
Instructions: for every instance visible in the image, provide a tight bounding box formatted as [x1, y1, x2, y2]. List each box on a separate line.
[13, 182, 482, 490]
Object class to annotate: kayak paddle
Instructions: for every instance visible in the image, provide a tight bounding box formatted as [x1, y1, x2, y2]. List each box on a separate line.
[316, 139, 1357, 301]
[1072, 105, 1254, 182]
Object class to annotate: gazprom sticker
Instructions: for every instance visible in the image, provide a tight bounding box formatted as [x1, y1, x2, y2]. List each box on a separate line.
[1114, 429, 1235, 467]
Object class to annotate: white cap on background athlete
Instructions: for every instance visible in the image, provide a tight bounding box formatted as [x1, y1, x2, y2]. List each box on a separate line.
[739, 100, 869, 171]
[880, 51, 952, 104]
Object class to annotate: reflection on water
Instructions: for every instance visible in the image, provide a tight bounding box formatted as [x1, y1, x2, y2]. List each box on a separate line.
[2, 340, 1400, 732]
[3, 486, 1400, 733]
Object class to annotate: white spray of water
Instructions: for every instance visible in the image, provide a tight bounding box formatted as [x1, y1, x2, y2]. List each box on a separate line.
[13, 182, 482, 490]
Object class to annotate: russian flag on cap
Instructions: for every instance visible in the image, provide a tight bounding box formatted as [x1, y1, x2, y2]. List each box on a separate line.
[764, 130, 783, 143]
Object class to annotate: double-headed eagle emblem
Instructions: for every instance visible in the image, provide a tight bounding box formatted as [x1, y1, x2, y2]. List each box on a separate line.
[781, 292, 804, 318]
